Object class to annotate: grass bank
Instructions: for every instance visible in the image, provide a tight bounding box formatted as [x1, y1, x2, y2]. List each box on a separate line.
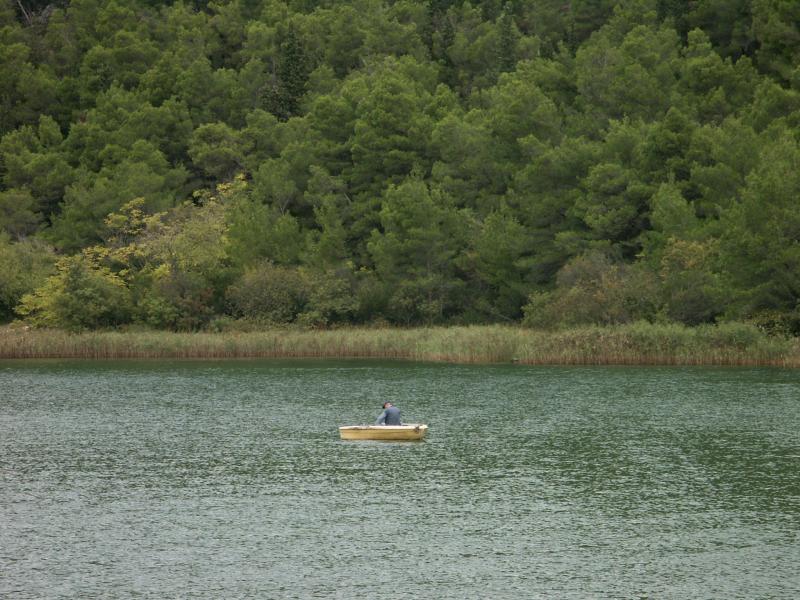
[1, 322, 798, 366]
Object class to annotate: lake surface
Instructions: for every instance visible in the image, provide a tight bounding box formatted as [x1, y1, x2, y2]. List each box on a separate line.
[1, 360, 799, 599]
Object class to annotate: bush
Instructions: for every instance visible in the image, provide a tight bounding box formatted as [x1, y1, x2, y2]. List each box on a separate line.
[298, 268, 359, 327]
[522, 252, 659, 328]
[700, 322, 765, 350]
[137, 267, 215, 330]
[743, 309, 800, 337]
[659, 239, 724, 325]
[17, 255, 132, 331]
[226, 261, 308, 323]
[0, 234, 55, 322]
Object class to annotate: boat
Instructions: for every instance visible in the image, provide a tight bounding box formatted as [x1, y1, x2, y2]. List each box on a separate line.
[339, 424, 428, 441]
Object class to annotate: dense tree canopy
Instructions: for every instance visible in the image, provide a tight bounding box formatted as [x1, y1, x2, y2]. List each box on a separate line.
[3, 0, 800, 331]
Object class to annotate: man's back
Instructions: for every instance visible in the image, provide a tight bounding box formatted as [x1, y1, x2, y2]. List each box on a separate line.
[376, 405, 402, 425]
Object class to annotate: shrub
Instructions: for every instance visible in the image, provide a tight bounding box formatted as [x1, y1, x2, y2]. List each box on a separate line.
[137, 267, 215, 330]
[745, 309, 800, 337]
[522, 252, 659, 328]
[700, 321, 765, 350]
[659, 239, 724, 325]
[17, 255, 132, 331]
[298, 268, 358, 327]
[226, 261, 308, 323]
[0, 234, 55, 322]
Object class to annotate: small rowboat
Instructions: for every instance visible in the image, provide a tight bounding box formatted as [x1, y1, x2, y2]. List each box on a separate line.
[339, 424, 428, 441]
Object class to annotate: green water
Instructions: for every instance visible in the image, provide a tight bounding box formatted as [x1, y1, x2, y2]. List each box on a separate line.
[1, 360, 799, 599]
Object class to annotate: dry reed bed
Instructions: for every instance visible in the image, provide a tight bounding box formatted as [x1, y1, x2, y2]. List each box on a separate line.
[1, 323, 798, 366]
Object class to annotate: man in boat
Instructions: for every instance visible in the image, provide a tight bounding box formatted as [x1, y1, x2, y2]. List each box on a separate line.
[375, 401, 402, 425]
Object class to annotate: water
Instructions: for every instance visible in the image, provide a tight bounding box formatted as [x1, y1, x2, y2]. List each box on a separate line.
[1, 360, 799, 599]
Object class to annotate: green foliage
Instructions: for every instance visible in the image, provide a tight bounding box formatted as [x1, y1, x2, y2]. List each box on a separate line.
[718, 133, 800, 317]
[226, 261, 308, 323]
[685, 118, 759, 217]
[347, 57, 438, 196]
[522, 251, 660, 329]
[271, 28, 313, 119]
[303, 168, 350, 270]
[650, 183, 697, 235]
[188, 122, 244, 181]
[483, 62, 563, 163]
[430, 107, 505, 210]
[17, 254, 132, 331]
[139, 198, 228, 278]
[684, 0, 754, 60]
[225, 191, 304, 269]
[678, 29, 756, 122]
[64, 87, 193, 170]
[298, 267, 359, 327]
[3, 0, 800, 331]
[658, 238, 724, 325]
[368, 177, 470, 323]
[0, 233, 55, 321]
[46, 142, 188, 252]
[0, 115, 74, 221]
[0, 28, 58, 134]
[0, 188, 40, 238]
[752, 0, 800, 82]
[575, 23, 680, 123]
[470, 209, 533, 319]
[137, 266, 215, 331]
[574, 162, 652, 246]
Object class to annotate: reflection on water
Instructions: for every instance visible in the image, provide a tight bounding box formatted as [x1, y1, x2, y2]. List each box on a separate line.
[1, 361, 799, 598]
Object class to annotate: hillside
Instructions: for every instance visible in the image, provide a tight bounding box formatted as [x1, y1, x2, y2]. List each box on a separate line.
[2, 0, 800, 332]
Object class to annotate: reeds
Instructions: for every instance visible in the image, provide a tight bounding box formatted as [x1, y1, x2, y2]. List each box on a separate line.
[1, 322, 798, 366]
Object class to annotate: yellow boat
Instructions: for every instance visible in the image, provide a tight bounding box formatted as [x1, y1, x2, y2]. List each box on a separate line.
[339, 424, 428, 441]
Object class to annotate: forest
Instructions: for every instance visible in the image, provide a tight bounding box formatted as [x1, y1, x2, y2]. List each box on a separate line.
[2, 0, 800, 333]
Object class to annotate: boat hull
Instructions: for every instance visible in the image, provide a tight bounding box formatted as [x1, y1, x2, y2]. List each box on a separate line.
[339, 424, 428, 441]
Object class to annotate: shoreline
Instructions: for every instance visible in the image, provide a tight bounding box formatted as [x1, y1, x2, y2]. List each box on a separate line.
[1, 322, 798, 366]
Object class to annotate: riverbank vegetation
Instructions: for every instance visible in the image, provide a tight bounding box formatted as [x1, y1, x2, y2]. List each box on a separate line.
[2, 322, 798, 366]
[3, 1, 800, 338]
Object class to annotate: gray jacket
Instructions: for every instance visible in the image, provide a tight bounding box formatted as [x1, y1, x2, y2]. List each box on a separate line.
[375, 405, 402, 425]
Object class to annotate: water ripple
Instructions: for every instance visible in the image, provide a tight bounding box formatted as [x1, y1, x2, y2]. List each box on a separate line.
[1, 361, 799, 598]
